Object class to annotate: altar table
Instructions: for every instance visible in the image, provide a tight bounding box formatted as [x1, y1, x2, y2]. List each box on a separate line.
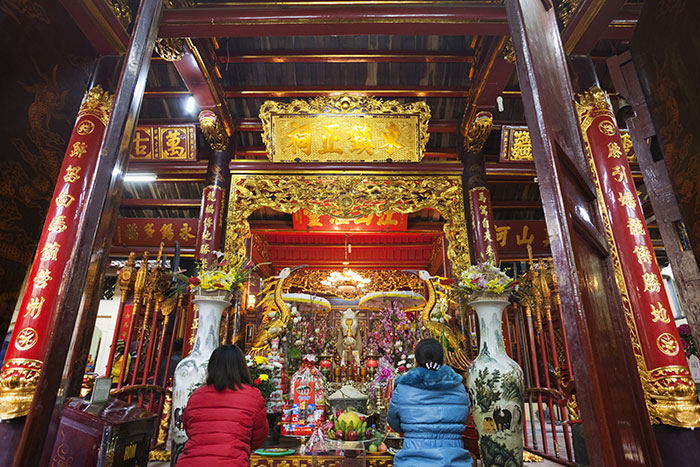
[249, 453, 394, 466]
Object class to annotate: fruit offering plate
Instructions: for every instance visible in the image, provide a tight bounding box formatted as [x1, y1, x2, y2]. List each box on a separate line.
[254, 448, 296, 456]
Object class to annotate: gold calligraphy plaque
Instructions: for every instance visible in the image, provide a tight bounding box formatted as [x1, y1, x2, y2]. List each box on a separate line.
[260, 96, 430, 163]
[129, 125, 196, 161]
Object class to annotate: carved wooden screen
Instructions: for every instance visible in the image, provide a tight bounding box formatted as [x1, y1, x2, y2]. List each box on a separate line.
[504, 0, 661, 465]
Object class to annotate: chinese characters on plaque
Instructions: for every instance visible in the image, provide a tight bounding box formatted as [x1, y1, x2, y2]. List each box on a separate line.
[114, 218, 198, 248]
[130, 125, 196, 161]
[260, 96, 430, 163]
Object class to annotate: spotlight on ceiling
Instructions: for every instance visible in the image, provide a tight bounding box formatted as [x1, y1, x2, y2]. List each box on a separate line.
[124, 173, 157, 183]
[185, 95, 196, 114]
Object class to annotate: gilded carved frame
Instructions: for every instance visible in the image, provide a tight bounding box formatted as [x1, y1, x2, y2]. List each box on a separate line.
[224, 174, 470, 276]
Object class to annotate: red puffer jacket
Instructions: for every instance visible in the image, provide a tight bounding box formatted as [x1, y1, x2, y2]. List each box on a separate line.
[176, 384, 269, 467]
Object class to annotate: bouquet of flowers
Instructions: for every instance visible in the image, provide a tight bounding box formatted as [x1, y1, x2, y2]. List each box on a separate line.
[454, 259, 518, 300]
[169, 251, 266, 297]
[246, 355, 279, 401]
[366, 302, 426, 373]
[678, 324, 697, 360]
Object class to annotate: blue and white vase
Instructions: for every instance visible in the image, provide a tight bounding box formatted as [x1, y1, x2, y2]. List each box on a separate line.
[465, 294, 524, 467]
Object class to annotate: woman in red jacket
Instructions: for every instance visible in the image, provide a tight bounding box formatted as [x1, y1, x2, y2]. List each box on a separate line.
[177, 345, 269, 466]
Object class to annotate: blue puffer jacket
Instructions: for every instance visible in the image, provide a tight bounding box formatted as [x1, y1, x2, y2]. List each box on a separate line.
[387, 365, 473, 467]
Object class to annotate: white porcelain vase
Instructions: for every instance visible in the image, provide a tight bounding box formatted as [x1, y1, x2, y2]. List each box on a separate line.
[171, 293, 230, 447]
[465, 295, 524, 467]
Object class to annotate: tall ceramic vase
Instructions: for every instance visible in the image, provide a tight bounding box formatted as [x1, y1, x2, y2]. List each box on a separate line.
[171, 292, 230, 460]
[465, 294, 524, 467]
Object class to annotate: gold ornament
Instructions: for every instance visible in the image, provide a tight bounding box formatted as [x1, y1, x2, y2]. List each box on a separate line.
[15, 328, 38, 351]
[199, 110, 229, 151]
[225, 175, 470, 275]
[76, 120, 95, 135]
[0, 358, 43, 420]
[108, 0, 131, 29]
[464, 112, 493, 153]
[657, 333, 680, 356]
[77, 86, 114, 126]
[155, 38, 185, 62]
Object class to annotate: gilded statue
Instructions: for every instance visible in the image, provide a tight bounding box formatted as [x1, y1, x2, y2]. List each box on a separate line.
[414, 270, 470, 371]
[336, 308, 362, 364]
[248, 266, 301, 356]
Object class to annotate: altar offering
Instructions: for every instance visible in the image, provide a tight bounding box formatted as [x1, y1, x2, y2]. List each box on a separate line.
[282, 356, 326, 436]
[328, 384, 369, 414]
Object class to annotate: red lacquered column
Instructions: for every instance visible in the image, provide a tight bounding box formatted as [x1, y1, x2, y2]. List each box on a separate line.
[577, 87, 700, 428]
[0, 86, 113, 419]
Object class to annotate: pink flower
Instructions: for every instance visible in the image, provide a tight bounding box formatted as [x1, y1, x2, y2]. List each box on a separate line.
[189, 277, 201, 286]
[254, 378, 261, 385]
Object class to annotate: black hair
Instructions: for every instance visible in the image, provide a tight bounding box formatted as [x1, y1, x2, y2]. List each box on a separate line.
[206, 344, 253, 391]
[415, 338, 444, 370]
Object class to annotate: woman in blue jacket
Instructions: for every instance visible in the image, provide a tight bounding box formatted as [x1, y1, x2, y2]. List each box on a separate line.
[387, 338, 473, 467]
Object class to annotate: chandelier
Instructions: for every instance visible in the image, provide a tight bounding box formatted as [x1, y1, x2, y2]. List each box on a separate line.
[321, 269, 371, 292]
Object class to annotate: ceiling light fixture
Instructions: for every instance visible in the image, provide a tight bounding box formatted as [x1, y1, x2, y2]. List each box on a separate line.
[124, 173, 157, 183]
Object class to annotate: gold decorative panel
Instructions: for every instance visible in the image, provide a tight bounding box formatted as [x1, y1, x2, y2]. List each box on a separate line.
[225, 175, 470, 275]
[500, 125, 637, 162]
[259, 96, 430, 163]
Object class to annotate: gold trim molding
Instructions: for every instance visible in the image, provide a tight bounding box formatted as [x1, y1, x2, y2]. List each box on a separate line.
[199, 110, 229, 151]
[259, 96, 430, 163]
[225, 174, 470, 275]
[77, 86, 114, 127]
[464, 111, 493, 153]
[0, 358, 42, 420]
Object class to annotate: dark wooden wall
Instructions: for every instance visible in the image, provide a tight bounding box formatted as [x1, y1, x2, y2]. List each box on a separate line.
[631, 0, 700, 266]
[0, 1, 96, 340]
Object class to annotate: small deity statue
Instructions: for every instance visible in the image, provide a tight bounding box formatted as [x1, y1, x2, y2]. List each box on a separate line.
[336, 308, 362, 365]
[266, 337, 286, 414]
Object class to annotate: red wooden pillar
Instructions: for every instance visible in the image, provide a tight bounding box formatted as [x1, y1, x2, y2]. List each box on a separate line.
[459, 111, 500, 263]
[576, 86, 700, 428]
[183, 111, 232, 356]
[0, 85, 114, 420]
[504, 0, 662, 464]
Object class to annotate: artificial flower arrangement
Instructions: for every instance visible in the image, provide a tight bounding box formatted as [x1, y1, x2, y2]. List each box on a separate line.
[246, 355, 280, 401]
[454, 259, 519, 300]
[168, 251, 267, 297]
[365, 302, 426, 373]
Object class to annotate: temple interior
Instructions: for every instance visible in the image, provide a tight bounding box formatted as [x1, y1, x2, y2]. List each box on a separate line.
[2, 1, 700, 466]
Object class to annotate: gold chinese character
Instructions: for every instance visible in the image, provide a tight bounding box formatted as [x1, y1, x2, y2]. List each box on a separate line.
[495, 225, 511, 247]
[650, 302, 670, 324]
[206, 191, 216, 202]
[126, 223, 138, 241]
[24, 297, 45, 319]
[380, 122, 404, 156]
[633, 245, 653, 265]
[599, 121, 616, 136]
[617, 191, 636, 209]
[204, 217, 213, 229]
[41, 242, 60, 261]
[481, 217, 490, 229]
[48, 215, 67, 233]
[160, 223, 174, 241]
[483, 230, 493, 243]
[199, 243, 210, 256]
[486, 245, 495, 258]
[34, 269, 52, 289]
[63, 165, 82, 183]
[516, 225, 534, 245]
[285, 122, 312, 156]
[205, 205, 215, 214]
[478, 191, 487, 203]
[179, 223, 195, 241]
[144, 223, 154, 239]
[611, 165, 627, 184]
[656, 333, 679, 356]
[478, 205, 488, 216]
[202, 229, 212, 241]
[15, 327, 38, 351]
[352, 214, 374, 226]
[133, 130, 149, 156]
[348, 122, 375, 155]
[76, 120, 95, 135]
[330, 217, 351, 225]
[55, 191, 75, 208]
[69, 141, 87, 158]
[627, 217, 645, 236]
[320, 123, 343, 154]
[164, 130, 185, 158]
[377, 212, 398, 226]
[607, 142, 622, 159]
[305, 210, 323, 227]
[642, 272, 661, 293]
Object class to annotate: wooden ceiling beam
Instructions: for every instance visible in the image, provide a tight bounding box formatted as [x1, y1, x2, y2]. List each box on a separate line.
[170, 39, 235, 135]
[60, 0, 130, 55]
[216, 50, 476, 64]
[119, 198, 200, 208]
[223, 86, 470, 98]
[158, 4, 510, 38]
[563, 0, 633, 55]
